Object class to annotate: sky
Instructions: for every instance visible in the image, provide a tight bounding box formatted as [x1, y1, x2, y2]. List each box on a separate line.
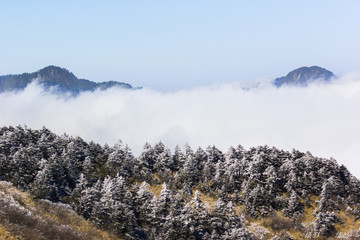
[1, 1, 360, 90]
[1, 1, 360, 178]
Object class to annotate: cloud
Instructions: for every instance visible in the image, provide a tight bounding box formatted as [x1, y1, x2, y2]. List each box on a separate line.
[1, 74, 360, 178]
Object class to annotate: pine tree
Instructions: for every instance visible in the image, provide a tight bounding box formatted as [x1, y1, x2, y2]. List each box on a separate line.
[79, 179, 102, 219]
[283, 190, 302, 217]
[312, 211, 337, 237]
[10, 145, 40, 189]
[318, 176, 340, 212]
[31, 159, 58, 200]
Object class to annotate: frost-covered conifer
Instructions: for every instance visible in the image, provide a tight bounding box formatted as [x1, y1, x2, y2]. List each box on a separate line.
[1, 126, 360, 239]
[318, 176, 340, 212]
[312, 211, 337, 237]
[31, 159, 58, 200]
[283, 190, 302, 217]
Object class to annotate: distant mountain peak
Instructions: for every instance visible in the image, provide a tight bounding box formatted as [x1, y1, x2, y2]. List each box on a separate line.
[274, 66, 335, 87]
[37, 65, 76, 78]
[39, 65, 69, 72]
[0, 66, 134, 95]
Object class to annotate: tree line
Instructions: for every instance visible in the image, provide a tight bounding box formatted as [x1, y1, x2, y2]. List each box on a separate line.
[0, 126, 359, 239]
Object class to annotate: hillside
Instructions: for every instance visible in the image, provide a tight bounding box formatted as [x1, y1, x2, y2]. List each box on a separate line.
[0, 66, 133, 94]
[0, 126, 360, 239]
[274, 66, 336, 87]
[0, 181, 120, 240]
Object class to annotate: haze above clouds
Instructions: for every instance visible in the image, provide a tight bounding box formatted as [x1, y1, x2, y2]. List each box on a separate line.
[1, 1, 360, 90]
[1, 75, 360, 178]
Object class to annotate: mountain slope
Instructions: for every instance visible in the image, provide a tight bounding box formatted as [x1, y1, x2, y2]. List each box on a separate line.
[274, 66, 335, 87]
[0, 66, 133, 94]
[0, 181, 120, 240]
[0, 125, 359, 239]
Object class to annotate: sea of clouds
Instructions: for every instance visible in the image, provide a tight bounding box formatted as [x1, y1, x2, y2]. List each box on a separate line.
[1, 73, 360, 178]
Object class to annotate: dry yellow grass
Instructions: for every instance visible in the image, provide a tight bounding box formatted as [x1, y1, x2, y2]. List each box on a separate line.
[288, 229, 303, 240]
[234, 205, 246, 215]
[197, 191, 218, 212]
[0, 181, 120, 240]
[0, 225, 22, 240]
[335, 210, 360, 237]
[194, 191, 360, 240]
[148, 184, 163, 198]
[0, 181, 32, 205]
[185, 189, 218, 212]
[153, 173, 160, 181]
[302, 195, 319, 224]
[35, 201, 119, 240]
[248, 222, 272, 239]
[246, 213, 304, 240]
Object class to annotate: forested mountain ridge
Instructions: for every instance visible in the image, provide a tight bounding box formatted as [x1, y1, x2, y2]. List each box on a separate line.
[0, 126, 359, 239]
[0, 66, 133, 94]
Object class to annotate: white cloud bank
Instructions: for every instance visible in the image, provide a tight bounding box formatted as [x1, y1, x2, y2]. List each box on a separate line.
[1, 73, 360, 178]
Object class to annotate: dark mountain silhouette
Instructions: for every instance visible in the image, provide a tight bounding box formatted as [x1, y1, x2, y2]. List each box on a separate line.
[274, 66, 335, 87]
[0, 66, 133, 94]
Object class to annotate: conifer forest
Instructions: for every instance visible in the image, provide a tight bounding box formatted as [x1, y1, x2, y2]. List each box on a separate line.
[0, 126, 360, 239]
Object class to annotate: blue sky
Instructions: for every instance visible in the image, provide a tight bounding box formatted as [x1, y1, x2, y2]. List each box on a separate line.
[1, 1, 360, 90]
[1, 1, 360, 177]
